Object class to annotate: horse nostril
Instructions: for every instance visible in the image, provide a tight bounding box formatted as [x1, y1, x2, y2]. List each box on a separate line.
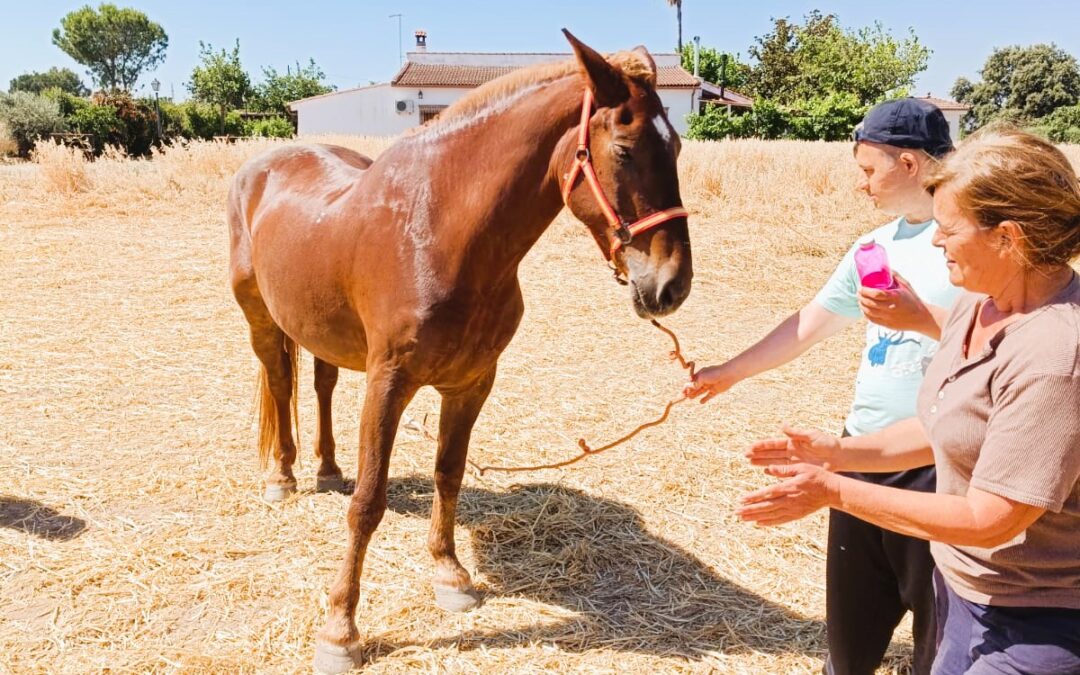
[657, 279, 683, 308]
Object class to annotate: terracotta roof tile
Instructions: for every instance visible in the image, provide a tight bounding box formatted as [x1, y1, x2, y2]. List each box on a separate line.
[391, 62, 698, 88]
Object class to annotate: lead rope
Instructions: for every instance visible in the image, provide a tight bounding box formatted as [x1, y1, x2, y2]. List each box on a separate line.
[463, 319, 696, 476]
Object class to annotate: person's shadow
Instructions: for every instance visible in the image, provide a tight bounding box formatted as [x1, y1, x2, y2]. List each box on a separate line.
[0, 496, 87, 541]
[373, 475, 825, 663]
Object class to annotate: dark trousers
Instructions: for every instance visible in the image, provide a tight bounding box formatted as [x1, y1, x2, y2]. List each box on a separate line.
[931, 569, 1080, 675]
[825, 429, 938, 675]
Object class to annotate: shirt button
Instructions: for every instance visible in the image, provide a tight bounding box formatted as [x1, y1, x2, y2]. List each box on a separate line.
[930, 405, 938, 414]
[947, 376, 956, 383]
[938, 391, 945, 399]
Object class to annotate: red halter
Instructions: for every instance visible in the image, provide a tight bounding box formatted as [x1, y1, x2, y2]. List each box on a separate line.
[561, 88, 689, 266]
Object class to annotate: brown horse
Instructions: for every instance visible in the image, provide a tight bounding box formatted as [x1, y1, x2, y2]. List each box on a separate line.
[227, 31, 693, 672]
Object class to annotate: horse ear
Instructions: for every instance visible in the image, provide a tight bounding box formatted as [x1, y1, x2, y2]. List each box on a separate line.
[630, 45, 658, 85]
[562, 28, 629, 106]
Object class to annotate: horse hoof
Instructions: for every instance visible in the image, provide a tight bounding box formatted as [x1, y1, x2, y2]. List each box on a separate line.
[434, 584, 481, 613]
[312, 641, 361, 674]
[263, 483, 296, 503]
[316, 474, 346, 493]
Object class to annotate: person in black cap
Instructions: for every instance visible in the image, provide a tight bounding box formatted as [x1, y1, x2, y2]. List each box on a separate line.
[686, 98, 958, 674]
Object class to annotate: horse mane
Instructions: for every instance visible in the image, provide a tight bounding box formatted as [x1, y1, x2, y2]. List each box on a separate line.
[417, 50, 657, 132]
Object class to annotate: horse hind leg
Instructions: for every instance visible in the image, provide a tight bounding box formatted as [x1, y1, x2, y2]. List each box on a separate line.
[234, 280, 301, 502]
[313, 357, 345, 493]
[255, 327, 301, 502]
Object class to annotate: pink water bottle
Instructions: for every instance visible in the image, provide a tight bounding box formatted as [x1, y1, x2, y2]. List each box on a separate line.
[854, 239, 897, 290]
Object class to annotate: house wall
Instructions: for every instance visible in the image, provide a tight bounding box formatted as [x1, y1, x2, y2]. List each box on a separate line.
[941, 110, 963, 143]
[294, 83, 697, 137]
[293, 84, 472, 136]
[658, 88, 695, 136]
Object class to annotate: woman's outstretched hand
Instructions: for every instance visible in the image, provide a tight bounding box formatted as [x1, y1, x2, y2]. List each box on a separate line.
[745, 425, 841, 468]
[737, 463, 838, 526]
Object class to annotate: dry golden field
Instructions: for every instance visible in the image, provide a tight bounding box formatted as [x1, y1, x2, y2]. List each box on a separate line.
[2, 136, 1077, 675]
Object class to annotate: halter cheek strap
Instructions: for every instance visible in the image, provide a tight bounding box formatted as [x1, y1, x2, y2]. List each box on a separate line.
[561, 88, 689, 263]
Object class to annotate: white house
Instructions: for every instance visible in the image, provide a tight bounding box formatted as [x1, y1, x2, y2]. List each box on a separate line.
[914, 95, 971, 142]
[290, 31, 702, 136]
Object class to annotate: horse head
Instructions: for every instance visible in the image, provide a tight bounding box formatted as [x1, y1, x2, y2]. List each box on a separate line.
[558, 30, 693, 319]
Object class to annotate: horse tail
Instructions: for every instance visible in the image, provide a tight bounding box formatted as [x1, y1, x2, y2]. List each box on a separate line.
[287, 336, 301, 456]
[255, 335, 302, 470]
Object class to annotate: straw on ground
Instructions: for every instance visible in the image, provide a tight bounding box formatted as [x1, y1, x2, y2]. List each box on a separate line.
[2, 137, 1076, 674]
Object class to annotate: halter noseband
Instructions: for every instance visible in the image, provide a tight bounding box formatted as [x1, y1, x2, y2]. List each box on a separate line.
[561, 88, 689, 280]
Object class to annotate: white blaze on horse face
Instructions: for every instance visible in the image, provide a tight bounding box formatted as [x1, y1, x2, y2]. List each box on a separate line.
[652, 114, 673, 146]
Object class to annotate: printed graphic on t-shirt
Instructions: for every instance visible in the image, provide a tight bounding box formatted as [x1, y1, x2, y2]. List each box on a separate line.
[867, 330, 920, 367]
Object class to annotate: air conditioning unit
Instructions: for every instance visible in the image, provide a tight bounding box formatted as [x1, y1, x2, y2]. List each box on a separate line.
[395, 99, 415, 114]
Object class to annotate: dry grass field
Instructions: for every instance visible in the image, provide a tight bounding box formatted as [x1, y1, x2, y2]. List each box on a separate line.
[2, 136, 1077, 674]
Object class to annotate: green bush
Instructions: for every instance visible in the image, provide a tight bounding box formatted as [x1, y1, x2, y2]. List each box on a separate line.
[687, 100, 791, 140]
[0, 120, 18, 157]
[69, 104, 126, 154]
[223, 110, 245, 137]
[1025, 124, 1054, 140]
[1043, 105, 1080, 143]
[244, 116, 293, 138]
[168, 101, 244, 140]
[747, 99, 789, 139]
[178, 101, 218, 139]
[688, 95, 868, 142]
[789, 93, 868, 141]
[89, 91, 157, 156]
[41, 88, 89, 117]
[0, 91, 67, 156]
[687, 106, 746, 141]
[155, 99, 188, 140]
[687, 100, 789, 140]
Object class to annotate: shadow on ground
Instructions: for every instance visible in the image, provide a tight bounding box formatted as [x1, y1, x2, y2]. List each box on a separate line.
[0, 496, 86, 541]
[351, 475, 830, 665]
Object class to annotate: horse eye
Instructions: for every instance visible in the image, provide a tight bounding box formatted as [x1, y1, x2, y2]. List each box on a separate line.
[613, 145, 633, 162]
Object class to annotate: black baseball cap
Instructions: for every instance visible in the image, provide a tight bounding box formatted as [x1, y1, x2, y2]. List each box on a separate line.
[852, 98, 954, 158]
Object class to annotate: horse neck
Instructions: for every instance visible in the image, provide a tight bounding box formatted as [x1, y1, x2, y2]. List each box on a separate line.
[423, 76, 584, 284]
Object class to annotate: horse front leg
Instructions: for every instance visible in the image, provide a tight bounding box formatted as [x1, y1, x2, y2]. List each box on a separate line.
[428, 368, 496, 612]
[313, 365, 416, 674]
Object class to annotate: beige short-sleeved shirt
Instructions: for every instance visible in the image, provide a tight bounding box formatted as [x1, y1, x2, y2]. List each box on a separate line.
[918, 274, 1080, 609]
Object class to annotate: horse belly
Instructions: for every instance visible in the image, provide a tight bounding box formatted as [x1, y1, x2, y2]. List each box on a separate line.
[251, 230, 369, 371]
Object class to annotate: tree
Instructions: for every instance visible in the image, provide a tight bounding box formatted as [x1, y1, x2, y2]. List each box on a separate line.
[679, 44, 749, 89]
[10, 67, 89, 96]
[666, 0, 683, 52]
[746, 15, 801, 102]
[952, 44, 1080, 129]
[949, 76, 977, 136]
[253, 59, 334, 116]
[188, 40, 252, 134]
[52, 4, 168, 91]
[747, 11, 929, 106]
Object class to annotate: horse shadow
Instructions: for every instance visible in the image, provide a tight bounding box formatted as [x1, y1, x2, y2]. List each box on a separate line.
[376, 475, 826, 663]
[0, 495, 87, 541]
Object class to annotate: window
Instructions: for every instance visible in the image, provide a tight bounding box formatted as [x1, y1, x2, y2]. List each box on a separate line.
[419, 105, 448, 124]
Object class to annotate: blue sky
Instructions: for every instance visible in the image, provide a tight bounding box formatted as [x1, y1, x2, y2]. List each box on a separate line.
[4, 1, 1080, 101]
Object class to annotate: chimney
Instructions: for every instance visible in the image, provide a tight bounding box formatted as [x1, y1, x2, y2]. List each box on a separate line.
[415, 30, 427, 52]
[692, 36, 701, 78]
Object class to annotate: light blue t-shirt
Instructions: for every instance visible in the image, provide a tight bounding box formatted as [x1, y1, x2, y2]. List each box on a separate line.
[814, 217, 961, 436]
